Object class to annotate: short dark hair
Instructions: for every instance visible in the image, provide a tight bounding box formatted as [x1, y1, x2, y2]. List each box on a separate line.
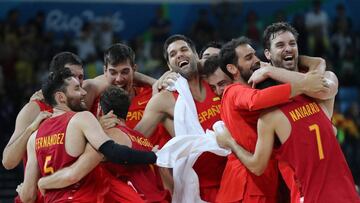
[219, 36, 251, 80]
[202, 55, 221, 77]
[42, 68, 74, 107]
[163, 34, 197, 62]
[49, 52, 83, 72]
[263, 22, 299, 50]
[100, 86, 130, 120]
[104, 43, 135, 68]
[199, 41, 223, 59]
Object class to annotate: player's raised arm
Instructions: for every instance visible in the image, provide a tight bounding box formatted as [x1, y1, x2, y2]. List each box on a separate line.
[135, 91, 175, 137]
[2, 102, 46, 169]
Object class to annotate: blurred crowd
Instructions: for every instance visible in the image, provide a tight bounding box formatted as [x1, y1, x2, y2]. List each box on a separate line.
[0, 0, 359, 184]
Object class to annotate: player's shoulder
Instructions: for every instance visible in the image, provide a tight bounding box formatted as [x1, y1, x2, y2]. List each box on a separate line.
[71, 111, 97, 124]
[222, 82, 246, 98]
[83, 75, 106, 89]
[74, 110, 95, 117]
[135, 84, 153, 96]
[260, 108, 284, 123]
[105, 126, 122, 137]
[105, 126, 132, 147]
[146, 90, 174, 109]
[28, 130, 38, 146]
[226, 82, 248, 91]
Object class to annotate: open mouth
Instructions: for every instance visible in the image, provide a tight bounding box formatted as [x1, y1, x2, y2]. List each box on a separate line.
[178, 60, 189, 68]
[283, 55, 293, 61]
[116, 84, 127, 90]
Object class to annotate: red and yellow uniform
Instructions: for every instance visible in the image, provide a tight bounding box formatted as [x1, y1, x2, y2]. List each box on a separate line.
[103, 125, 171, 202]
[35, 112, 107, 203]
[90, 85, 171, 148]
[126, 85, 171, 148]
[276, 95, 360, 203]
[173, 81, 226, 202]
[278, 161, 302, 203]
[217, 83, 292, 203]
[90, 96, 102, 118]
[15, 100, 52, 203]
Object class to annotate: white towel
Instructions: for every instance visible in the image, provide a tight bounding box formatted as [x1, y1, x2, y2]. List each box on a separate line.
[156, 131, 230, 203]
[160, 76, 230, 203]
[169, 75, 205, 136]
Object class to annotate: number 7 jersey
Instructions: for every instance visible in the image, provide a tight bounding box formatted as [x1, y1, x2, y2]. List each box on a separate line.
[276, 95, 359, 203]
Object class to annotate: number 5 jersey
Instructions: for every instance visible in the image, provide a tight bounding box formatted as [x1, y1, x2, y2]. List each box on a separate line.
[35, 111, 107, 203]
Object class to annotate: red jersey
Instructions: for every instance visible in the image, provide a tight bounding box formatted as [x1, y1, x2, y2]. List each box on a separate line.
[276, 95, 360, 203]
[217, 83, 292, 202]
[35, 112, 107, 203]
[102, 167, 146, 203]
[89, 85, 171, 148]
[126, 86, 153, 128]
[278, 161, 302, 203]
[14, 191, 44, 203]
[90, 96, 102, 117]
[103, 125, 170, 202]
[173, 80, 226, 202]
[34, 100, 53, 113]
[126, 85, 171, 148]
[15, 100, 52, 203]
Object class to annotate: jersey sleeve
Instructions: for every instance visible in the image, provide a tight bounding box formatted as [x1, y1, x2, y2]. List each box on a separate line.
[229, 83, 291, 111]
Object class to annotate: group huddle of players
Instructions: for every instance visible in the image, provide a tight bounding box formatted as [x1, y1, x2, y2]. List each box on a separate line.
[2, 22, 360, 203]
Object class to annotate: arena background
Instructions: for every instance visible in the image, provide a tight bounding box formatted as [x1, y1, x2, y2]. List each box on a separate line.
[0, 0, 359, 201]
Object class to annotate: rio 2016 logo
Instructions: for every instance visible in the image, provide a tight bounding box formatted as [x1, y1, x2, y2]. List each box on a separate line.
[46, 9, 125, 35]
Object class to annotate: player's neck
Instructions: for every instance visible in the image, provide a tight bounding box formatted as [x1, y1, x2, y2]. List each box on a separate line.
[233, 75, 248, 86]
[128, 87, 136, 100]
[52, 105, 71, 116]
[188, 76, 205, 102]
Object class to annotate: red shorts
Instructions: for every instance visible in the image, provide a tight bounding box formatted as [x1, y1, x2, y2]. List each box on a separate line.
[104, 176, 145, 203]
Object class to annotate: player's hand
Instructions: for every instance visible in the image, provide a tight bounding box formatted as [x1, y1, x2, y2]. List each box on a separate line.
[152, 145, 159, 153]
[39, 187, 46, 196]
[153, 71, 179, 93]
[302, 70, 330, 93]
[99, 110, 120, 130]
[152, 71, 171, 95]
[216, 127, 234, 149]
[16, 182, 23, 194]
[28, 111, 52, 132]
[38, 178, 46, 195]
[29, 90, 44, 102]
[248, 62, 272, 88]
[311, 57, 326, 74]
